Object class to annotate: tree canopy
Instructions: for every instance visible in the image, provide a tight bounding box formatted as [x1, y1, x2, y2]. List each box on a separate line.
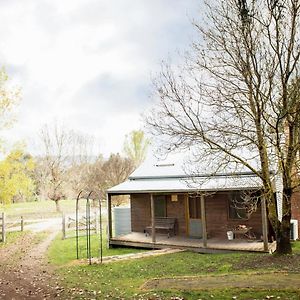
[0, 148, 35, 204]
[147, 0, 300, 254]
[0, 67, 20, 133]
[123, 130, 149, 168]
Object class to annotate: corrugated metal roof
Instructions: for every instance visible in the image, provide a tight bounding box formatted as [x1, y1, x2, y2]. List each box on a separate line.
[107, 152, 263, 194]
[129, 153, 186, 178]
[107, 174, 263, 194]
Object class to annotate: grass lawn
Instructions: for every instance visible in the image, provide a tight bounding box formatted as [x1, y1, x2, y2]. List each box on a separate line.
[0, 199, 94, 220]
[48, 232, 145, 266]
[48, 235, 300, 299]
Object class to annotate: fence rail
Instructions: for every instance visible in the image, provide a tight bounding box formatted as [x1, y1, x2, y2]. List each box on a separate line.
[0, 213, 24, 243]
[62, 213, 99, 240]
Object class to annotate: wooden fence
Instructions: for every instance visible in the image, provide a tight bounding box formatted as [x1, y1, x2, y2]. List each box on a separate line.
[0, 213, 24, 243]
[0, 212, 5, 243]
[62, 213, 99, 239]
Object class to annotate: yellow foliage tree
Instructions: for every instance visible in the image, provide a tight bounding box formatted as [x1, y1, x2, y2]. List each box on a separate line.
[0, 67, 20, 132]
[0, 149, 35, 204]
[123, 130, 150, 168]
[0, 67, 23, 204]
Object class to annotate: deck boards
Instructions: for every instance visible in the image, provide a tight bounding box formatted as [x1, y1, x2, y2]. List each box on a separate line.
[110, 232, 275, 253]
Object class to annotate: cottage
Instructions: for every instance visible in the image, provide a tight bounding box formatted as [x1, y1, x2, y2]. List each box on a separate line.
[107, 155, 299, 253]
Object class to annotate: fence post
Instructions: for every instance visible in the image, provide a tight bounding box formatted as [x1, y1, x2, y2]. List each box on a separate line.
[95, 211, 98, 234]
[21, 216, 24, 232]
[1, 212, 5, 243]
[62, 213, 66, 240]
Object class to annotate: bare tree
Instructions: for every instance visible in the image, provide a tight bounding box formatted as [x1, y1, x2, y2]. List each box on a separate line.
[102, 153, 134, 189]
[79, 156, 104, 198]
[65, 132, 95, 198]
[103, 154, 134, 206]
[83, 153, 134, 205]
[147, 0, 300, 254]
[39, 124, 72, 212]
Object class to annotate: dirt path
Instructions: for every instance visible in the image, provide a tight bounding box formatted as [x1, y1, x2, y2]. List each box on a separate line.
[142, 272, 300, 291]
[0, 231, 62, 300]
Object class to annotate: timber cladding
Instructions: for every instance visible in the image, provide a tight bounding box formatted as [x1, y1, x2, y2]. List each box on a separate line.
[291, 192, 300, 237]
[130, 194, 151, 233]
[205, 193, 263, 238]
[130, 193, 186, 235]
[166, 194, 186, 235]
[130, 192, 264, 238]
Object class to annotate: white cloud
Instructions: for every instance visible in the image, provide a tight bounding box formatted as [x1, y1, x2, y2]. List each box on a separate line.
[0, 0, 200, 156]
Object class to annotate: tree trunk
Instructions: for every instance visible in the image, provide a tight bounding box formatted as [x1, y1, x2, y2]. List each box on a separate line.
[275, 222, 292, 254]
[275, 213, 292, 254]
[54, 200, 61, 213]
[267, 192, 292, 254]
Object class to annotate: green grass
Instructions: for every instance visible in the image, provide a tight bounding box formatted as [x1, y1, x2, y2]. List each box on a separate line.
[48, 232, 145, 266]
[54, 250, 300, 299]
[0, 231, 25, 248]
[0, 199, 91, 220]
[292, 240, 300, 252]
[48, 238, 300, 299]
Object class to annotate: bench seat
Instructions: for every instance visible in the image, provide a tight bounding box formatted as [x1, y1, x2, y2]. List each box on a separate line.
[145, 217, 177, 238]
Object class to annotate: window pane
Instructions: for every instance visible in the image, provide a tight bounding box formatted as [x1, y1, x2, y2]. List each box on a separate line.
[189, 196, 201, 219]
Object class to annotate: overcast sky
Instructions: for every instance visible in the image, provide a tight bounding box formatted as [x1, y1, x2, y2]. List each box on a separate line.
[0, 0, 200, 157]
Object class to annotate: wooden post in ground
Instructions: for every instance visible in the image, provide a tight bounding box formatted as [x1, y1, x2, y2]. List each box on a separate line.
[200, 193, 207, 248]
[185, 194, 189, 236]
[107, 194, 113, 247]
[21, 216, 24, 232]
[95, 211, 98, 234]
[1, 212, 5, 243]
[261, 196, 269, 252]
[62, 213, 66, 240]
[150, 194, 156, 244]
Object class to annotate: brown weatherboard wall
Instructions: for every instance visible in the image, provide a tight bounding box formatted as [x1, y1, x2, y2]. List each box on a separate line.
[130, 193, 187, 235]
[205, 192, 263, 238]
[130, 194, 151, 233]
[166, 194, 186, 235]
[291, 192, 300, 237]
[130, 192, 264, 239]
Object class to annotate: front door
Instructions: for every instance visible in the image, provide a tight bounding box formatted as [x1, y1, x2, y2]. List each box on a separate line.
[154, 195, 166, 217]
[188, 195, 202, 238]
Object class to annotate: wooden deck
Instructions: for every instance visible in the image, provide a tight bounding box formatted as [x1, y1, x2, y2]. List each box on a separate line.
[110, 232, 276, 253]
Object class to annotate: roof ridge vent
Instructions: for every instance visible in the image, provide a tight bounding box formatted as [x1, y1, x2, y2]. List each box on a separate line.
[155, 163, 175, 167]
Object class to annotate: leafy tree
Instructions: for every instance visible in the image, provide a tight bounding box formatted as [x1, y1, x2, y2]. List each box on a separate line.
[0, 67, 24, 205]
[123, 130, 149, 168]
[0, 148, 35, 204]
[147, 0, 300, 254]
[0, 67, 20, 133]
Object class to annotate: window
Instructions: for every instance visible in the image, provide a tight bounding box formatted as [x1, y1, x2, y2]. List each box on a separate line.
[189, 195, 201, 219]
[228, 192, 248, 220]
[154, 195, 166, 217]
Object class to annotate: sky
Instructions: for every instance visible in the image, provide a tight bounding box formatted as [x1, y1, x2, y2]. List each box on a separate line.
[0, 0, 200, 157]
